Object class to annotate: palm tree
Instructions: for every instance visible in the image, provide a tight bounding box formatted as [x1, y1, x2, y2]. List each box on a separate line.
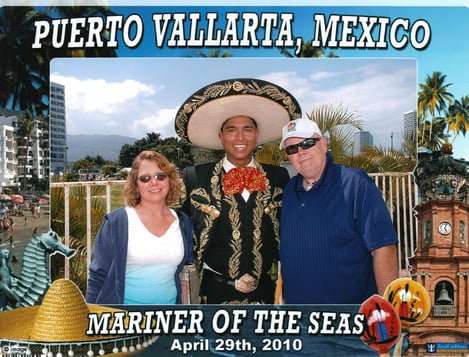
[1, 6, 118, 114]
[418, 72, 454, 146]
[195, 49, 232, 58]
[0, 7, 50, 114]
[343, 145, 416, 173]
[402, 129, 417, 161]
[254, 104, 360, 166]
[47, 5, 118, 58]
[446, 95, 469, 143]
[307, 103, 362, 162]
[280, 39, 338, 58]
[418, 113, 447, 151]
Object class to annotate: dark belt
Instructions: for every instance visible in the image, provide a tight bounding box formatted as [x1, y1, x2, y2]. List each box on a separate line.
[203, 269, 235, 286]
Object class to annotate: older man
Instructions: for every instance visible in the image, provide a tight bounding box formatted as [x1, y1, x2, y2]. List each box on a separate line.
[279, 118, 399, 304]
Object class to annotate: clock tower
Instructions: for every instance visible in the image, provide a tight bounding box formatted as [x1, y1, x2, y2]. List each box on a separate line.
[408, 143, 469, 356]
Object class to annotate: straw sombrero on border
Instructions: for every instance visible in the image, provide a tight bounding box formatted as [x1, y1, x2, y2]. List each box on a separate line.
[175, 78, 302, 150]
[0, 279, 157, 356]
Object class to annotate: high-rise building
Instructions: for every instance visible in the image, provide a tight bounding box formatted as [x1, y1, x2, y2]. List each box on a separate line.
[404, 109, 417, 139]
[16, 117, 46, 189]
[0, 108, 47, 192]
[353, 130, 373, 156]
[50, 82, 67, 175]
[0, 113, 18, 190]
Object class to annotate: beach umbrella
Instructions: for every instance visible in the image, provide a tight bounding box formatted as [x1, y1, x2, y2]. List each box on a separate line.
[10, 195, 24, 203]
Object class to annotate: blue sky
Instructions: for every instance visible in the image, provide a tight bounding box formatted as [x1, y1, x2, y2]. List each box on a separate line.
[46, 4, 469, 160]
[51, 58, 416, 152]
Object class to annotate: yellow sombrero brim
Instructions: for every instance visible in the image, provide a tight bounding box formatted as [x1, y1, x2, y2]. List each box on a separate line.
[0, 279, 156, 356]
[0, 304, 121, 341]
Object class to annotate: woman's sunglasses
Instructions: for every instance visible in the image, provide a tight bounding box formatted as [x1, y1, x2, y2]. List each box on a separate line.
[284, 137, 321, 155]
[138, 173, 169, 183]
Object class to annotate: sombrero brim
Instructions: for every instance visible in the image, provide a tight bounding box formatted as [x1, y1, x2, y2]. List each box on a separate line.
[0, 304, 120, 341]
[175, 78, 302, 150]
[0, 305, 154, 357]
[0, 279, 155, 356]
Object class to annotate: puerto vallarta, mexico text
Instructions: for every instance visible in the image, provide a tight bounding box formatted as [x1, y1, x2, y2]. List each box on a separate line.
[32, 12, 431, 52]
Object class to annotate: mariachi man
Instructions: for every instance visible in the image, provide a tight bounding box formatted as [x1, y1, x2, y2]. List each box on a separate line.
[175, 78, 301, 304]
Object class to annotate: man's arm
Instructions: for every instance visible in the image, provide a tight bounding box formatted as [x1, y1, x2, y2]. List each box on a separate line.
[371, 244, 399, 295]
[181, 166, 196, 215]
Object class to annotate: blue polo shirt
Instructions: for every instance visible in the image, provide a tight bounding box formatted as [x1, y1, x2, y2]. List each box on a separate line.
[280, 153, 398, 304]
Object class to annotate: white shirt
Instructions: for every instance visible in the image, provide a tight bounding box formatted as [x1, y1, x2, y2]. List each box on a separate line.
[124, 207, 184, 304]
[223, 156, 256, 202]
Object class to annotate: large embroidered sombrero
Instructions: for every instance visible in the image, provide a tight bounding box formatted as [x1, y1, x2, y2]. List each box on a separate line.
[0, 279, 157, 356]
[175, 78, 302, 150]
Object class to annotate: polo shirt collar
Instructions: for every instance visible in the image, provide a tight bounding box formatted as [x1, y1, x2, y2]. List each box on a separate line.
[295, 152, 335, 191]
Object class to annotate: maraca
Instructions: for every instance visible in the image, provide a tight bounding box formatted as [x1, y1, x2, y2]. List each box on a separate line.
[383, 278, 431, 328]
[359, 294, 402, 356]
[383, 278, 431, 356]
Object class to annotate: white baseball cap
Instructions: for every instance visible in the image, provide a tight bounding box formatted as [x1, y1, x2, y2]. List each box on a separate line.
[279, 118, 322, 149]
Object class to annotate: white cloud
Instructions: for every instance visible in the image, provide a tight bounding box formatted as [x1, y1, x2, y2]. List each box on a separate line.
[279, 64, 417, 148]
[309, 70, 341, 81]
[260, 71, 313, 109]
[255, 64, 415, 148]
[51, 74, 158, 114]
[50, 73, 167, 137]
[50, 59, 417, 149]
[129, 108, 177, 139]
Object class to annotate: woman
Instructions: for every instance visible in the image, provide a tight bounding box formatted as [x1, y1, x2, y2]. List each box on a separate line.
[86, 151, 194, 304]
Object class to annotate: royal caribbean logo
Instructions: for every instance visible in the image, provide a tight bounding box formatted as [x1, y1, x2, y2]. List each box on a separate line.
[426, 342, 468, 354]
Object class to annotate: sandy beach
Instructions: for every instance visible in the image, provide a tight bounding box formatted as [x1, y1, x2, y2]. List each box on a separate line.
[1, 203, 50, 278]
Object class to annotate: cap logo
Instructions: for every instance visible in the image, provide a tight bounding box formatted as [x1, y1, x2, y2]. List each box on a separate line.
[287, 121, 297, 132]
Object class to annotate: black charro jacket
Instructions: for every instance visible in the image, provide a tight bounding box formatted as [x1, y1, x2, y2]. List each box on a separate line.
[182, 159, 289, 280]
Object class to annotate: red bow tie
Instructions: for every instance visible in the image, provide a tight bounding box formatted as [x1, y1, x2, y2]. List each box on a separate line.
[222, 167, 266, 195]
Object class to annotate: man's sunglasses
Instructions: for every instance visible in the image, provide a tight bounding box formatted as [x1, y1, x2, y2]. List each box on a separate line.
[284, 137, 321, 155]
[138, 173, 169, 183]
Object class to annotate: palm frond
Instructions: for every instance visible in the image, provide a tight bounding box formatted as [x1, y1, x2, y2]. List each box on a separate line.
[307, 102, 363, 161]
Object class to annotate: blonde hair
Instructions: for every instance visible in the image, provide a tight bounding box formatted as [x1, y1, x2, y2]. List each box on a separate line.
[124, 150, 181, 207]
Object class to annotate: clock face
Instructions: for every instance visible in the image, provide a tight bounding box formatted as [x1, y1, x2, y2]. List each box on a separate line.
[438, 221, 452, 235]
